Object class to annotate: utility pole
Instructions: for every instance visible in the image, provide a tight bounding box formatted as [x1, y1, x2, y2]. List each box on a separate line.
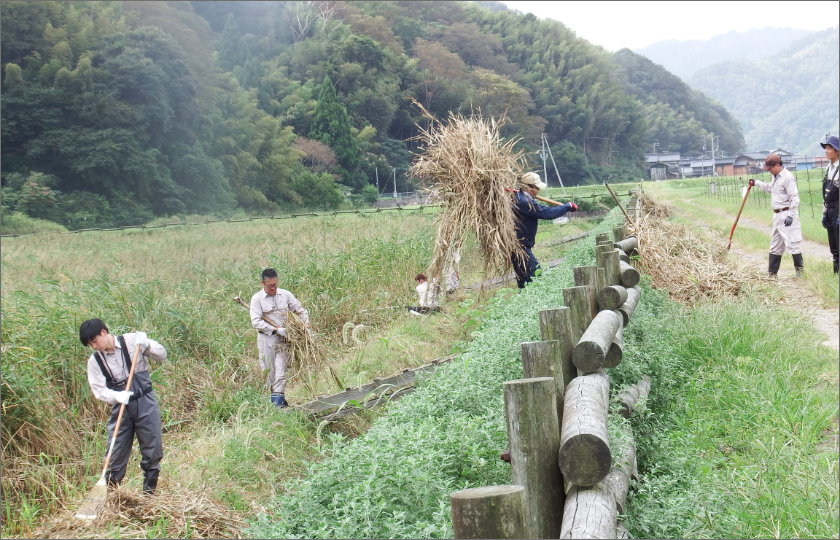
[652, 142, 659, 155]
[393, 167, 397, 199]
[710, 132, 715, 178]
[544, 136, 568, 196]
[375, 166, 379, 196]
[539, 133, 549, 186]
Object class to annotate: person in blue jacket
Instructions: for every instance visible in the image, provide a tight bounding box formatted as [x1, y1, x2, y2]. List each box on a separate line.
[511, 172, 578, 288]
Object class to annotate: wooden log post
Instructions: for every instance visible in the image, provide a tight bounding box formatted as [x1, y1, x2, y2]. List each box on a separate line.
[562, 287, 593, 346]
[596, 285, 628, 311]
[451, 485, 529, 539]
[596, 267, 606, 293]
[618, 260, 640, 288]
[615, 248, 630, 264]
[599, 250, 621, 287]
[573, 266, 600, 320]
[613, 224, 627, 243]
[617, 522, 630, 539]
[558, 370, 611, 486]
[605, 428, 637, 515]
[573, 310, 622, 373]
[616, 375, 651, 418]
[615, 286, 641, 327]
[521, 341, 565, 424]
[504, 377, 564, 539]
[595, 233, 611, 246]
[593, 245, 612, 269]
[539, 308, 577, 389]
[603, 325, 623, 369]
[614, 236, 638, 255]
[559, 481, 617, 539]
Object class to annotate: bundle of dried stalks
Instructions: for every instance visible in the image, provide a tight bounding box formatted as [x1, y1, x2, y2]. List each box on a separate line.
[34, 485, 245, 539]
[409, 101, 527, 284]
[285, 312, 343, 393]
[634, 194, 763, 304]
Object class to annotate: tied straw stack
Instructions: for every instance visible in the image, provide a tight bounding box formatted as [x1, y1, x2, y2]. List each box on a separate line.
[284, 311, 342, 393]
[409, 102, 528, 286]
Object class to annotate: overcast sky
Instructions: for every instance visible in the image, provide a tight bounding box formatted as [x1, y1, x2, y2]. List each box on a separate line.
[500, 1, 840, 51]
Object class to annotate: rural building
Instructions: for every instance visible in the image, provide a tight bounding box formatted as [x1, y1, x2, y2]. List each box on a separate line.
[644, 152, 681, 179]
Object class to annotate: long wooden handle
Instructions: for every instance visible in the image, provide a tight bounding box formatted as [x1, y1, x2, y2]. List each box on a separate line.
[233, 296, 277, 329]
[504, 187, 563, 206]
[99, 342, 142, 478]
[727, 184, 752, 251]
[604, 183, 632, 224]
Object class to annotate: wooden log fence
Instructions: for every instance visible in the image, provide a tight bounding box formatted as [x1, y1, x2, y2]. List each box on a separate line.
[453, 220, 653, 539]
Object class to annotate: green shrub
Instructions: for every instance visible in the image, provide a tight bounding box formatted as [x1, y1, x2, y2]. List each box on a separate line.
[0, 211, 67, 235]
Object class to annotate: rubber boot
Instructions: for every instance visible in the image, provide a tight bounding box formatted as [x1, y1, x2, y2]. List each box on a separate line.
[791, 253, 804, 278]
[768, 253, 782, 277]
[105, 472, 121, 489]
[270, 392, 288, 408]
[833, 261, 838, 275]
[142, 469, 159, 495]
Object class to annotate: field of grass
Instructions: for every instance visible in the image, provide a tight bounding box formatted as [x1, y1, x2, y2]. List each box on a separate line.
[0, 201, 599, 537]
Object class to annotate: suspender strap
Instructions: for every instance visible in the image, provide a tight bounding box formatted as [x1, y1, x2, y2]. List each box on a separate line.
[94, 335, 139, 391]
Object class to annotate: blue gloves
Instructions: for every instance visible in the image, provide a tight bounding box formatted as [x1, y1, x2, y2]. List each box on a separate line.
[784, 216, 793, 227]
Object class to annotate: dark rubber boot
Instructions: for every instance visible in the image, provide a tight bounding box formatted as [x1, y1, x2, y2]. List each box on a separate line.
[270, 393, 288, 408]
[768, 254, 782, 277]
[105, 472, 121, 489]
[792, 253, 804, 278]
[142, 469, 159, 495]
[833, 261, 838, 275]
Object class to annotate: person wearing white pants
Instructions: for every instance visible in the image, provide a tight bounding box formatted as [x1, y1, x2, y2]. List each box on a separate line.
[250, 268, 309, 407]
[749, 153, 803, 277]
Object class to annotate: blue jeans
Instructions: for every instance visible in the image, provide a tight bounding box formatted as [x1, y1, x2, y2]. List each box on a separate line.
[511, 246, 540, 289]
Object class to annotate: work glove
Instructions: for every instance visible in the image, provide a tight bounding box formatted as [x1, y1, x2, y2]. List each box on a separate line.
[274, 327, 287, 337]
[823, 214, 830, 228]
[568, 202, 578, 211]
[784, 216, 793, 227]
[748, 178, 756, 187]
[114, 391, 133, 405]
[135, 331, 148, 351]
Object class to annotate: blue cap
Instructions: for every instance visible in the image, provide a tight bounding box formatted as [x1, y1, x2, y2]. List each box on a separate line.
[821, 136, 839, 151]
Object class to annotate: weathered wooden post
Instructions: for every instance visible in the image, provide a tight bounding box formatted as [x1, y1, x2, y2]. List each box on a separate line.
[614, 236, 638, 255]
[451, 485, 528, 539]
[615, 286, 641, 327]
[605, 430, 637, 515]
[613, 224, 627, 243]
[593, 245, 612, 269]
[603, 325, 623, 369]
[597, 285, 628, 311]
[559, 481, 617, 539]
[539, 308, 577, 389]
[562, 286, 593, 346]
[573, 310, 622, 373]
[618, 260, 640, 288]
[504, 378, 565, 539]
[573, 266, 600, 319]
[598, 250, 621, 286]
[558, 370, 611, 486]
[521, 341, 565, 424]
[596, 267, 606, 292]
[595, 233, 611, 245]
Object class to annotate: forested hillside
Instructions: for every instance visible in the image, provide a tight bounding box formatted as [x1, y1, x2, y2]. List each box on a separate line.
[635, 27, 815, 80]
[689, 27, 839, 156]
[612, 49, 745, 155]
[1, 1, 745, 228]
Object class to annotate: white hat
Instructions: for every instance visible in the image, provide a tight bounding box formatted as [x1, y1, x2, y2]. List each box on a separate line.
[519, 172, 547, 190]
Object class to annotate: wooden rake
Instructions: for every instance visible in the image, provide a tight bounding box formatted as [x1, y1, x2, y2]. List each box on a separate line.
[75, 342, 142, 520]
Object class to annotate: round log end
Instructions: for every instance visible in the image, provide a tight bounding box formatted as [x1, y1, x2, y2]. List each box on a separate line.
[558, 434, 611, 486]
[572, 341, 606, 373]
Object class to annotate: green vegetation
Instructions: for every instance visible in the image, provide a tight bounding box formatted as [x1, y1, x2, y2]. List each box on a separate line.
[2, 1, 745, 229]
[689, 27, 839, 156]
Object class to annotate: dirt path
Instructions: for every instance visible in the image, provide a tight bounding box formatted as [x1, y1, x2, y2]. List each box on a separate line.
[668, 197, 839, 351]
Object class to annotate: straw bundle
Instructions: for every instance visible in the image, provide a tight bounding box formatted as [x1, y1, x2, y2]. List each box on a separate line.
[285, 312, 342, 393]
[409, 102, 527, 284]
[633, 194, 763, 304]
[34, 485, 244, 538]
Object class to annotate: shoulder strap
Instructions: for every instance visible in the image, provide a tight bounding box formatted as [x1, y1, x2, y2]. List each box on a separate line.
[94, 351, 116, 387]
[117, 335, 133, 373]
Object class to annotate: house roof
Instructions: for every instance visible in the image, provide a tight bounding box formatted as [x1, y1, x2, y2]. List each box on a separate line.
[644, 153, 680, 163]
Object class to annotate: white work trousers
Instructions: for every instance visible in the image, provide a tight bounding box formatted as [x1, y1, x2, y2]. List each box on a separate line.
[769, 210, 802, 255]
[257, 334, 290, 394]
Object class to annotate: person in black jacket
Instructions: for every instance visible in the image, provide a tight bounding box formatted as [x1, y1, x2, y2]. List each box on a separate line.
[820, 136, 839, 273]
[511, 172, 578, 288]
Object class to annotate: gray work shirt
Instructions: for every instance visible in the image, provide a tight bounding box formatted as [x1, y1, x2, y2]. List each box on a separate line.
[753, 167, 800, 216]
[87, 332, 167, 405]
[250, 289, 309, 336]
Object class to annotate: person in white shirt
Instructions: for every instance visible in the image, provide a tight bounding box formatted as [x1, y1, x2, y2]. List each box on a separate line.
[80, 318, 167, 494]
[820, 136, 839, 273]
[250, 268, 309, 408]
[407, 273, 440, 314]
[749, 153, 803, 277]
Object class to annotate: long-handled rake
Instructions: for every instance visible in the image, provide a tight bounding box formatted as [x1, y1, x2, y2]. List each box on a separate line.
[75, 342, 142, 520]
[727, 182, 753, 251]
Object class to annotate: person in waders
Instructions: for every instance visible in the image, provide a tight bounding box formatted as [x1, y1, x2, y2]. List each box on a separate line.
[820, 136, 839, 274]
[748, 153, 803, 277]
[250, 268, 309, 408]
[80, 318, 166, 495]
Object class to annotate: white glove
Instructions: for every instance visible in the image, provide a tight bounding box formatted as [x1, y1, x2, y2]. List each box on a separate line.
[135, 331, 149, 351]
[114, 391, 133, 405]
[276, 327, 287, 337]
